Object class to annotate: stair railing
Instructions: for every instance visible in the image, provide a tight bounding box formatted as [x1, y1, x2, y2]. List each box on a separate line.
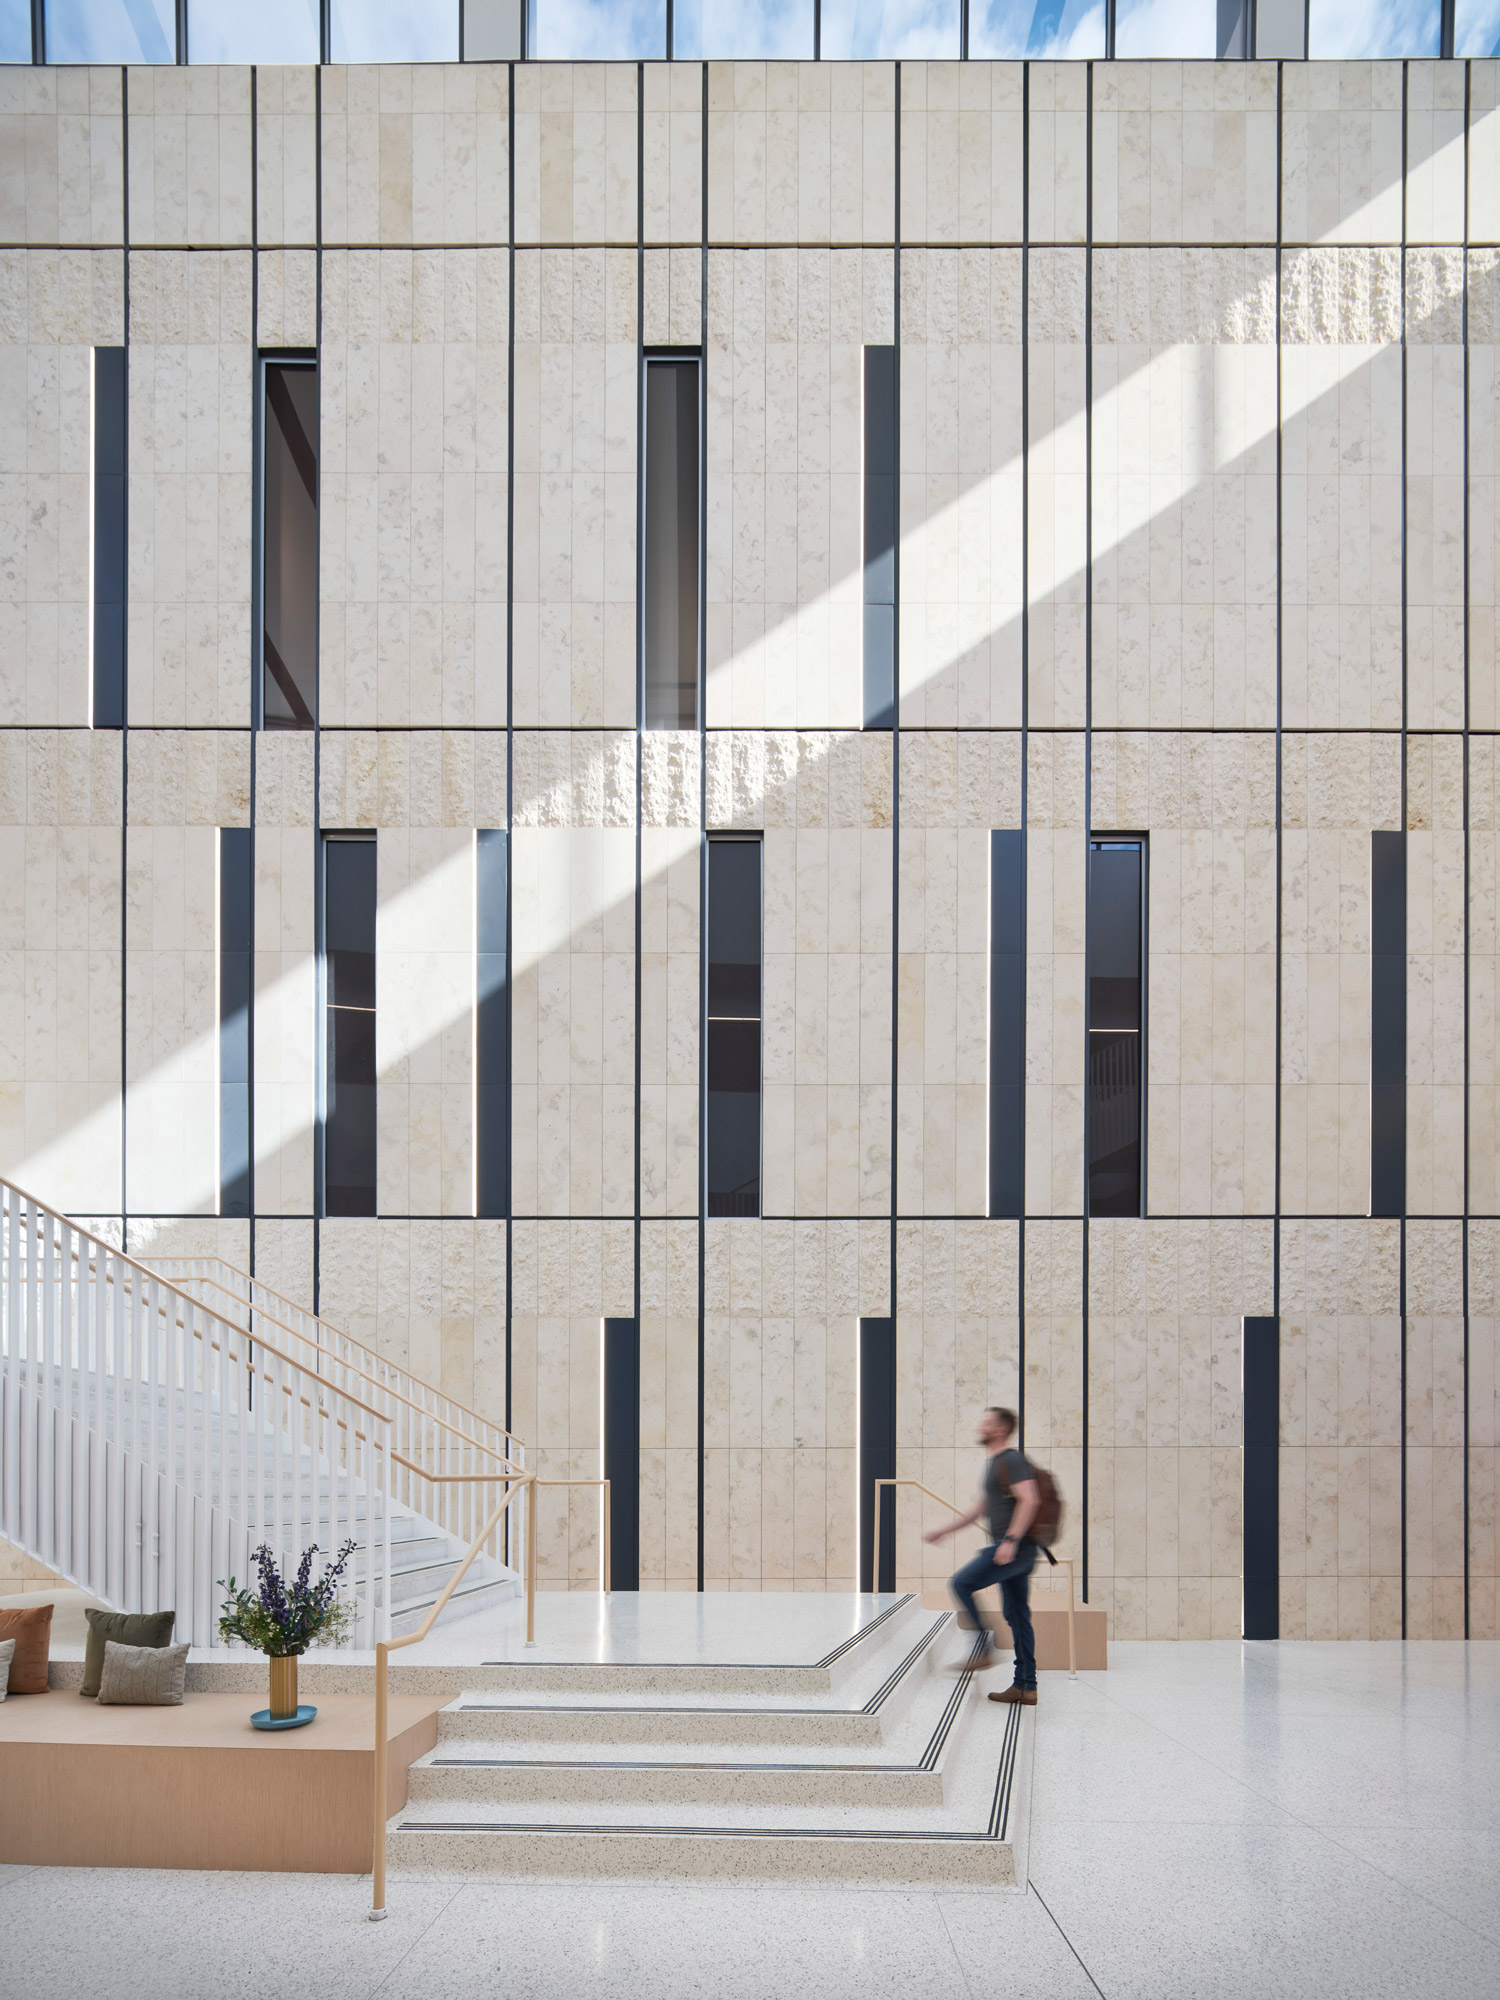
[0, 1175, 394, 1649]
[150, 1256, 521, 1456]
[144, 1257, 522, 1560]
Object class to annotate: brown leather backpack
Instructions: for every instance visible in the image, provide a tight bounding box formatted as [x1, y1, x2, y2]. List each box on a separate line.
[1023, 1461, 1063, 1548]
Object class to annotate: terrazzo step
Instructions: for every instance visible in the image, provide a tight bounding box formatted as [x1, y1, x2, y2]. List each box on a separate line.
[406, 1638, 980, 1807]
[386, 1688, 1028, 1887]
[434, 1600, 952, 1731]
[431, 1593, 929, 1701]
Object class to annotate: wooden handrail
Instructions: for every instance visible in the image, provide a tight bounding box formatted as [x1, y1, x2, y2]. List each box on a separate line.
[152, 1253, 525, 1456]
[3, 1201, 525, 1505]
[871, 1477, 1079, 1679]
[145, 1263, 518, 1476]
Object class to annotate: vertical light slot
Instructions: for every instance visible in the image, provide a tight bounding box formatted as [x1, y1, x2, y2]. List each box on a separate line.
[1371, 831, 1407, 1218]
[988, 829, 1025, 1219]
[476, 827, 509, 1219]
[91, 345, 127, 730]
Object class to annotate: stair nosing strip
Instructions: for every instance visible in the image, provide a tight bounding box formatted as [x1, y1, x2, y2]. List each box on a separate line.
[430, 1760, 935, 1773]
[449, 1615, 950, 1721]
[475, 1596, 917, 1674]
[394, 1820, 1014, 1844]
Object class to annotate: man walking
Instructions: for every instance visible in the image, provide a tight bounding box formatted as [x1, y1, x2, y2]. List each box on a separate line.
[924, 1406, 1040, 1705]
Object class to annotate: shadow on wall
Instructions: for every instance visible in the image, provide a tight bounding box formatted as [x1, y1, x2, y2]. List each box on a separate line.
[2, 244, 1468, 1227]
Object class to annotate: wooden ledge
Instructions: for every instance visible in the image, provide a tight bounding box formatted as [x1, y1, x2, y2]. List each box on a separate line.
[0, 1691, 442, 1873]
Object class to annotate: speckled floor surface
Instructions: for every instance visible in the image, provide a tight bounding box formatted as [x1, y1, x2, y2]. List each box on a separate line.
[2, 1638, 1496, 1999]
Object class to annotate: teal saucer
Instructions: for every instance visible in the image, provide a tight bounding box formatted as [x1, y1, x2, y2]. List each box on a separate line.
[250, 1704, 318, 1730]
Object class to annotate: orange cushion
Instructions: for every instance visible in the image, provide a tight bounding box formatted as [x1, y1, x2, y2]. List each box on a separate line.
[0, 1603, 53, 1694]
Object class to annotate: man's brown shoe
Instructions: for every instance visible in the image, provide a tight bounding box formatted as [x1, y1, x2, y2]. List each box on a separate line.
[988, 1684, 1037, 1705]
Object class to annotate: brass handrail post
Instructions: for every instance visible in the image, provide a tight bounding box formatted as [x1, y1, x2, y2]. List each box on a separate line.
[371, 1638, 390, 1919]
[370, 1476, 527, 1921]
[525, 1467, 537, 1644]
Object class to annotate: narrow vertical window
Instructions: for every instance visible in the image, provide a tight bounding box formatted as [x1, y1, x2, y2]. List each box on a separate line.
[475, 827, 509, 1219]
[322, 835, 376, 1218]
[1242, 1316, 1280, 1640]
[602, 1317, 640, 1592]
[259, 357, 319, 730]
[858, 1317, 897, 1595]
[989, 829, 1025, 1219]
[863, 345, 896, 730]
[641, 355, 700, 730]
[1087, 837, 1145, 1218]
[91, 346, 127, 729]
[1371, 831, 1407, 1219]
[705, 835, 761, 1218]
[219, 827, 253, 1219]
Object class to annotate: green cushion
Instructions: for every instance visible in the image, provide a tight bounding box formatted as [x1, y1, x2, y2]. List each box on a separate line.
[81, 1608, 176, 1699]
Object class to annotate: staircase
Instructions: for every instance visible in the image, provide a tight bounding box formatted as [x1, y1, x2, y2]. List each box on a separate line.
[0, 1178, 523, 1647]
[387, 1596, 1028, 1886]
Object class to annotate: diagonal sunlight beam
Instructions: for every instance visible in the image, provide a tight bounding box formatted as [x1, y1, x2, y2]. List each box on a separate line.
[10, 259, 1462, 1225]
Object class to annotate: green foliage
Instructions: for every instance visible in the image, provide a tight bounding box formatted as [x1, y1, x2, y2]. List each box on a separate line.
[217, 1540, 358, 1656]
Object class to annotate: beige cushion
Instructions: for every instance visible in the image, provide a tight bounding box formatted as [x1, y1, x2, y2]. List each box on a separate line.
[95, 1638, 190, 1706]
[0, 1635, 13, 1699]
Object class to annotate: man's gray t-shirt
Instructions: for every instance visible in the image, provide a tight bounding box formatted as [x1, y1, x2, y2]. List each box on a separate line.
[984, 1447, 1033, 1542]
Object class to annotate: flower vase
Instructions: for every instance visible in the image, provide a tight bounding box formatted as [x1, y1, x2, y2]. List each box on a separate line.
[268, 1653, 299, 1720]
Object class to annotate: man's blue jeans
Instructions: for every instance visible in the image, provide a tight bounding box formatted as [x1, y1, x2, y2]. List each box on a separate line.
[950, 1540, 1038, 1688]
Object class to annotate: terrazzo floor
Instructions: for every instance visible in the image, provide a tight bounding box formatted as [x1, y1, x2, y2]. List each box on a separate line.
[2, 1637, 1496, 1999]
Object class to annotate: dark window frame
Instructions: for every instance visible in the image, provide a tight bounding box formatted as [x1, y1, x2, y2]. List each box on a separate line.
[704, 832, 763, 1220]
[1086, 833, 1148, 1220]
[218, 825, 253, 1219]
[640, 347, 702, 733]
[319, 831, 377, 1219]
[988, 828, 1026, 1219]
[862, 343, 896, 732]
[1370, 830, 1407, 1219]
[255, 350, 319, 732]
[91, 345, 127, 729]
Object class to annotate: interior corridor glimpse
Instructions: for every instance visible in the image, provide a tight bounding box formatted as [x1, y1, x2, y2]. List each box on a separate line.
[705, 836, 762, 1217]
[1087, 837, 1145, 1218]
[260, 358, 319, 729]
[641, 355, 700, 730]
[322, 835, 377, 1218]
